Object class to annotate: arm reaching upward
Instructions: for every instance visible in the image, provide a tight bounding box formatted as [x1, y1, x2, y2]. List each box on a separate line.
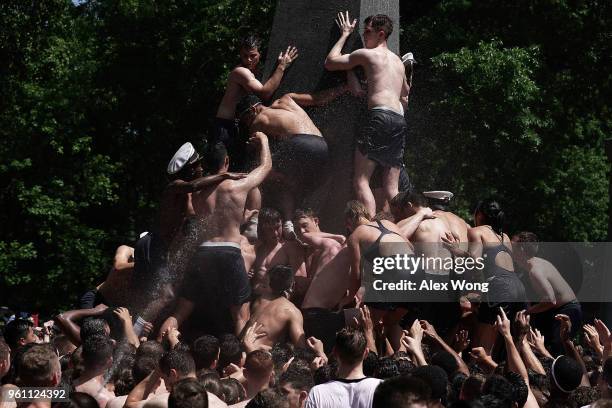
[231, 132, 272, 192]
[286, 84, 348, 107]
[325, 11, 362, 71]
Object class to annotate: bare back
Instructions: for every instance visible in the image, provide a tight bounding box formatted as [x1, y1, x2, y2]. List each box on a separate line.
[360, 47, 405, 111]
[434, 210, 469, 242]
[412, 217, 454, 274]
[216, 67, 252, 119]
[529, 257, 576, 305]
[191, 180, 247, 243]
[249, 296, 305, 348]
[251, 97, 321, 139]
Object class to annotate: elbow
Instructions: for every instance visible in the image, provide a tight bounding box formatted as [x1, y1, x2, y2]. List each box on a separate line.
[324, 58, 335, 71]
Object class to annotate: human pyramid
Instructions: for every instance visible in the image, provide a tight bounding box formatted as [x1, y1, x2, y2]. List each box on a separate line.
[2, 10, 608, 408]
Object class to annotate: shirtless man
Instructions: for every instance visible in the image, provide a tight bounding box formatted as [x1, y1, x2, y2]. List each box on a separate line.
[245, 265, 306, 350]
[213, 35, 297, 169]
[74, 336, 115, 408]
[237, 84, 348, 236]
[392, 192, 463, 336]
[158, 132, 272, 339]
[325, 12, 409, 217]
[250, 207, 284, 295]
[512, 231, 582, 354]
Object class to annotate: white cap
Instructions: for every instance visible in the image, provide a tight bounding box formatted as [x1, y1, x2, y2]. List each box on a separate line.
[402, 52, 416, 65]
[423, 191, 454, 201]
[167, 142, 200, 175]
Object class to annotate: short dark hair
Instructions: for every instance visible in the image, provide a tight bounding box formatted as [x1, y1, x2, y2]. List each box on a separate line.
[241, 35, 261, 50]
[192, 335, 220, 370]
[268, 265, 294, 295]
[373, 376, 431, 408]
[197, 371, 222, 399]
[313, 360, 337, 385]
[3, 318, 33, 349]
[82, 335, 113, 369]
[221, 377, 244, 405]
[569, 385, 600, 407]
[505, 371, 528, 407]
[271, 343, 294, 370]
[259, 207, 282, 225]
[80, 318, 108, 341]
[374, 356, 399, 379]
[160, 350, 196, 377]
[293, 208, 318, 222]
[461, 374, 486, 401]
[364, 14, 393, 39]
[169, 378, 209, 408]
[236, 95, 262, 121]
[17, 343, 59, 386]
[432, 351, 459, 377]
[133, 356, 158, 383]
[205, 143, 227, 173]
[245, 388, 288, 408]
[245, 350, 273, 377]
[333, 328, 366, 365]
[412, 365, 449, 401]
[279, 363, 314, 392]
[136, 340, 164, 361]
[551, 355, 582, 393]
[218, 334, 242, 373]
[513, 231, 539, 258]
[483, 375, 514, 403]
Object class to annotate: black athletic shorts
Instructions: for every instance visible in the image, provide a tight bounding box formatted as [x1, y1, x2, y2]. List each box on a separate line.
[180, 243, 251, 337]
[210, 117, 249, 171]
[357, 107, 407, 168]
[302, 308, 344, 354]
[272, 134, 329, 190]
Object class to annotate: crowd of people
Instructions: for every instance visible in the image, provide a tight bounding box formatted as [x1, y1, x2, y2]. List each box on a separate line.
[2, 10, 611, 408]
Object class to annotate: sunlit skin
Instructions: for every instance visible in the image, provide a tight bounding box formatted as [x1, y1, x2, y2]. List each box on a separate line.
[240, 47, 261, 71]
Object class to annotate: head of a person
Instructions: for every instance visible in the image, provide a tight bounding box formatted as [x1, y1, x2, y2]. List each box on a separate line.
[82, 335, 114, 372]
[169, 377, 209, 408]
[237, 95, 263, 127]
[279, 364, 314, 408]
[221, 377, 245, 404]
[192, 335, 220, 370]
[599, 357, 612, 398]
[344, 200, 371, 234]
[53, 335, 76, 359]
[293, 208, 321, 236]
[550, 355, 582, 396]
[0, 338, 11, 379]
[68, 392, 99, 408]
[373, 376, 431, 408]
[460, 373, 486, 401]
[569, 385, 600, 407]
[80, 318, 110, 342]
[244, 350, 274, 390]
[362, 14, 393, 48]
[504, 371, 528, 408]
[374, 356, 400, 379]
[246, 388, 289, 408]
[259, 207, 282, 243]
[431, 351, 459, 378]
[389, 191, 410, 221]
[473, 198, 505, 233]
[205, 142, 229, 175]
[218, 334, 243, 374]
[17, 343, 61, 387]
[268, 265, 294, 298]
[240, 35, 262, 70]
[333, 328, 367, 367]
[511, 231, 539, 264]
[196, 370, 222, 400]
[3, 318, 37, 350]
[399, 192, 429, 217]
[159, 350, 196, 392]
[411, 365, 449, 405]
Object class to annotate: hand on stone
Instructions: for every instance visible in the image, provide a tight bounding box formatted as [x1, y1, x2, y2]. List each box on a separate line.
[278, 46, 298, 69]
[335, 11, 356, 35]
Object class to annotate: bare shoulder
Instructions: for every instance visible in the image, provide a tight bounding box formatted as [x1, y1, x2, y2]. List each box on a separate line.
[529, 257, 557, 273]
[467, 226, 483, 240]
[230, 66, 253, 78]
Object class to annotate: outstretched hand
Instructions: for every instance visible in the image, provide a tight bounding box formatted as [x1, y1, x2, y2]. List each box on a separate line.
[242, 322, 267, 353]
[555, 314, 572, 342]
[495, 307, 512, 339]
[278, 46, 298, 69]
[335, 11, 357, 35]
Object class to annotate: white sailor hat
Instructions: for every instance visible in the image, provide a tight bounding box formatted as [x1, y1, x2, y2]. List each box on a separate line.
[402, 52, 416, 65]
[167, 142, 200, 175]
[423, 191, 454, 201]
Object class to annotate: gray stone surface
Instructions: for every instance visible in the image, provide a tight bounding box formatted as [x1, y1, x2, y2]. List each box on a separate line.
[262, 0, 399, 232]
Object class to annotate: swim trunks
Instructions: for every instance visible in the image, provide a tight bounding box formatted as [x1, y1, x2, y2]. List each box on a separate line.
[358, 107, 407, 168]
[272, 134, 329, 190]
[210, 117, 249, 171]
[302, 308, 345, 354]
[180, 242, 251, 337]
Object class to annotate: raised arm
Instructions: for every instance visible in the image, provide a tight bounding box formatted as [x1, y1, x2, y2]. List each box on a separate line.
[234, 47, 298, 101]
[396, 207, 434, 240]
[113, 245, 134, 271]
[54, 304, 107, 346]
[346, 232, 363, 301]
[325, 11, 362, 71]
[167, 172, 247, 195]
[157, 297, 194, 342]
[231, 132, 272, 192]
